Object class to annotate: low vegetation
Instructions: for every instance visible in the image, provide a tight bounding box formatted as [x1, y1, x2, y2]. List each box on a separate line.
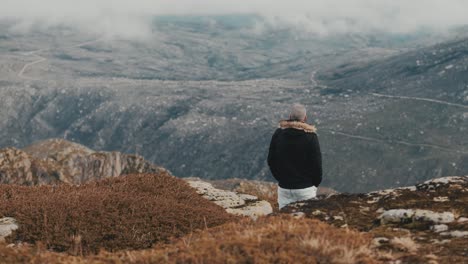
[0, 216, 382, 264]
[0, 173, 233, 254]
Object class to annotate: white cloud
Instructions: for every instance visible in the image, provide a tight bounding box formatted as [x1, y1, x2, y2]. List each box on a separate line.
[2, 0, 468, 38]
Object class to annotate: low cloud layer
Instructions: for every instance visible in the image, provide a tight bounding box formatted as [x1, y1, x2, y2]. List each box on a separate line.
[2, 0, 468, 38]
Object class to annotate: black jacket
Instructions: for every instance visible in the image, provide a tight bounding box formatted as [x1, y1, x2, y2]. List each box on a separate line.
[268, 121, 322, 189]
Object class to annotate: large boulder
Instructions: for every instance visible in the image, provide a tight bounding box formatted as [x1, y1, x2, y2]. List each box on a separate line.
[379, 209, 455, 225]
[0, 139, 166, 185]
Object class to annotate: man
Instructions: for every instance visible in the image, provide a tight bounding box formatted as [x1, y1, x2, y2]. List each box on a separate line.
[268, 103, 322, 209]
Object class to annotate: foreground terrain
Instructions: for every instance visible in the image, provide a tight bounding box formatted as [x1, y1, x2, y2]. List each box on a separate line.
[283, 176, 468, 263]
[0, 175, 467, 263]
[0, 139, 466, 263]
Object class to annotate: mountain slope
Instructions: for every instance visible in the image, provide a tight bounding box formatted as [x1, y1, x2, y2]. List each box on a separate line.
[0, 18, 467, 192]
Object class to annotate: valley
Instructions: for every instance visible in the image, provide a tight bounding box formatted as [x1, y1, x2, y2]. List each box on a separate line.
[0, 16, 467, 192]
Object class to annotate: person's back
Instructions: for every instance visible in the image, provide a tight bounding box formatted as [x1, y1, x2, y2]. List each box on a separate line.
[268, 104, 322, 209]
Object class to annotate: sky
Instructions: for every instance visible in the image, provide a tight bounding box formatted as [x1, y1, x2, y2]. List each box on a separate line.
[2, 0, 468, 38]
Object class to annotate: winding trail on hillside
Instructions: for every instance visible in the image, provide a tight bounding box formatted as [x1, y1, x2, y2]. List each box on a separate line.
[310, 72, 467, 154]
[18, 54, 47, 80]
[17, 38, 104, 80]
[371, 93, 468, 109]
[323, 129, 468, 154]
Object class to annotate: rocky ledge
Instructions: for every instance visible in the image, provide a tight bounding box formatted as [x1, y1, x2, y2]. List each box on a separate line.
[282, 176, 468, 263]
[0, 139, 166, 185]
[186, 179, 273, 219]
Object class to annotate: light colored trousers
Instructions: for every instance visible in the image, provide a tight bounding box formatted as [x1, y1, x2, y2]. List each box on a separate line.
[278, 186, 317, 209]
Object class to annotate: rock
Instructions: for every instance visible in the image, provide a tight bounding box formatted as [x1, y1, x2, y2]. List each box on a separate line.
[379, 209, 455, 225]
[0, 139, 166, 185]
[333, 215, 344, 221]
[0, 217, 18, 242]
[399, 186, 417, 191]
[238, 194, 259, 202]
[418, 176, 468, 191]
[373, 237, 390, 247]
[186, 179, 273, 219]
[226, 201, 273, 220]
[413, 210, 455, 224]
[423, 177, 466, 185]
[433, 196, 449, 202]
[187, 180, 246, 207]
[431, 224, 449, 233]
[312, 210, 323, 216]
[439, 231, 468, 238]
[457, 217, 468, 223]
[359, 206, 370, 212]
[430, 239, 451, 244]
[291, 202, 306, 207]
[290, 212, 305, 219]
[366, 197, 380, 204]
[379, 209, 414, 224]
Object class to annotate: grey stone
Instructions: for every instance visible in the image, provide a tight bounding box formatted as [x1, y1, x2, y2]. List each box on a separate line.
[431, 224, 449, 233]
[0, 217, 18, 242]
[380, 209, 455, 225]
[186, 179, 273, 219]
[440, 231, 468, 238]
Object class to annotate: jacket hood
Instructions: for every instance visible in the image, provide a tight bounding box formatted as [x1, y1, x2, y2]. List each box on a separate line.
[279, 120, 317, 133]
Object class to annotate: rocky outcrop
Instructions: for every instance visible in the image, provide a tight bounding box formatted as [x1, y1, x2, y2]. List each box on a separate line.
[186, 179, 273, 219]
[208, 177, 338, 197]
[0, 139, 166, 185]
[379, 209, 455, 225]
[0, 217, 18, 242]
[281, 176, 468, 263]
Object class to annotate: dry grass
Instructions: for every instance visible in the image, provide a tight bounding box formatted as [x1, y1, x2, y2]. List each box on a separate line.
[0, 173, 233, 254]
[0, 216, 382, 263]
[389, 237, 419, 253]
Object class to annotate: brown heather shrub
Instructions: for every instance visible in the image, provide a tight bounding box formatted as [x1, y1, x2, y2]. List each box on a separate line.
[0, 215, 382, 263]
[0, 173, 233, 254]
[151, 215, 380, 264]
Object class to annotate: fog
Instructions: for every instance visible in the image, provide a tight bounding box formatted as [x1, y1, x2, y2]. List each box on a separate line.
[2, 0, 468, 38]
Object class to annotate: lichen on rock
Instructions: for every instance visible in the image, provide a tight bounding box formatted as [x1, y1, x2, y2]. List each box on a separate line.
[186, 179, 273, 219]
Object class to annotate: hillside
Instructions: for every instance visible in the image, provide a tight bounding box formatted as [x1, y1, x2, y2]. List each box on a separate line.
[0, 175, 466, 263]
[0, 17, 467, 192]
[283, 176, 468, 263]
[0, 139, 466, 262]
[0, 173, 234, 253]
[313, 38, 468, 190]
[0, 139, 274, 219]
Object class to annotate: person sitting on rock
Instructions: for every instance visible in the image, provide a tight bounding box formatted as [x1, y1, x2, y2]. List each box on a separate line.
[268, 103, 323, 209]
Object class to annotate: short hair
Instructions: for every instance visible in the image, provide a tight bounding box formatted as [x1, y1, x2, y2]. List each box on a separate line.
[290, 103, 307, 121]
